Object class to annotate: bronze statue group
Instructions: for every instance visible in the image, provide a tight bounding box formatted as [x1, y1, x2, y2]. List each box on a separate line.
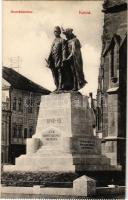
[46, 26, 87, 92]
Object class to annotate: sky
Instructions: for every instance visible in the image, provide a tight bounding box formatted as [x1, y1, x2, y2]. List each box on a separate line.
[3, 1, 104, 97]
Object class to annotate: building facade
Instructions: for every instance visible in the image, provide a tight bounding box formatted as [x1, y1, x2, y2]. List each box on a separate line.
[96, 0, 127, 170]
[2, 80, 11, 163]
[2, 67, 50, 164]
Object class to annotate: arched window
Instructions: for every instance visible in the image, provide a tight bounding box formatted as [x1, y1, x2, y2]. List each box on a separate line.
[110, 45, 115, 78]
[109, 36, 120, 83]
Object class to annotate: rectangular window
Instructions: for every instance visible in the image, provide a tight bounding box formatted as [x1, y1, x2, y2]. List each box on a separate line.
[27, 98, 34, 113]
[29, 127, 33, 138]
[28, 106, 33, 113]
[17, 125, 22, 138]
[12, 124, 17, 137]
[13, 97, 17, 111]
[24, 128, 27, 138]
[18, 98, 23, 112]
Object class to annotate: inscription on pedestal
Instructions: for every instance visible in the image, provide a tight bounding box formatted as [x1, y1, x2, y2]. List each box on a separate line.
[72, 137, 101, 154]
[42, 117, 63, 126]
[79, 139, 95, 150]
[42, 127, 62, 146]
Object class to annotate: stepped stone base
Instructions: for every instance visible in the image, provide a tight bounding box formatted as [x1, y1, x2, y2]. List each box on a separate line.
[3, 92, 121, 173]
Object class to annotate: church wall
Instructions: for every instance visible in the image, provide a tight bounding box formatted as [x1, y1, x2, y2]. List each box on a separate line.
[97, 0, 127, 168]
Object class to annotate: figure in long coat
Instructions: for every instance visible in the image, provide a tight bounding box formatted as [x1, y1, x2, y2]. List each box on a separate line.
[62, 28, 87, 91]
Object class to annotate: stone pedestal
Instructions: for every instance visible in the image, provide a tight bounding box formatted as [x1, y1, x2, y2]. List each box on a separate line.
[4, 92, 115, 172]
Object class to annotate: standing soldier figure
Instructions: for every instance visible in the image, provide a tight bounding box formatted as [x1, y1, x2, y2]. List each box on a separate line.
[47, 26, 66, 92]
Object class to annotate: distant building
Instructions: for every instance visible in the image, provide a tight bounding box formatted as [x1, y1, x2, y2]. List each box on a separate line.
[2, 67, 50, 164]
[96, 0, 127, 170]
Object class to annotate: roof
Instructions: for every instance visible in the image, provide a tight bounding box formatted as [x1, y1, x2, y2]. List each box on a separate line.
[2, 66, 50, 94]
[102, 1, 127, 13]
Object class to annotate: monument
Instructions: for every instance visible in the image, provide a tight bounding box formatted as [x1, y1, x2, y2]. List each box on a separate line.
[3, 27, 121, 195]
[4, 27, 115, 173]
